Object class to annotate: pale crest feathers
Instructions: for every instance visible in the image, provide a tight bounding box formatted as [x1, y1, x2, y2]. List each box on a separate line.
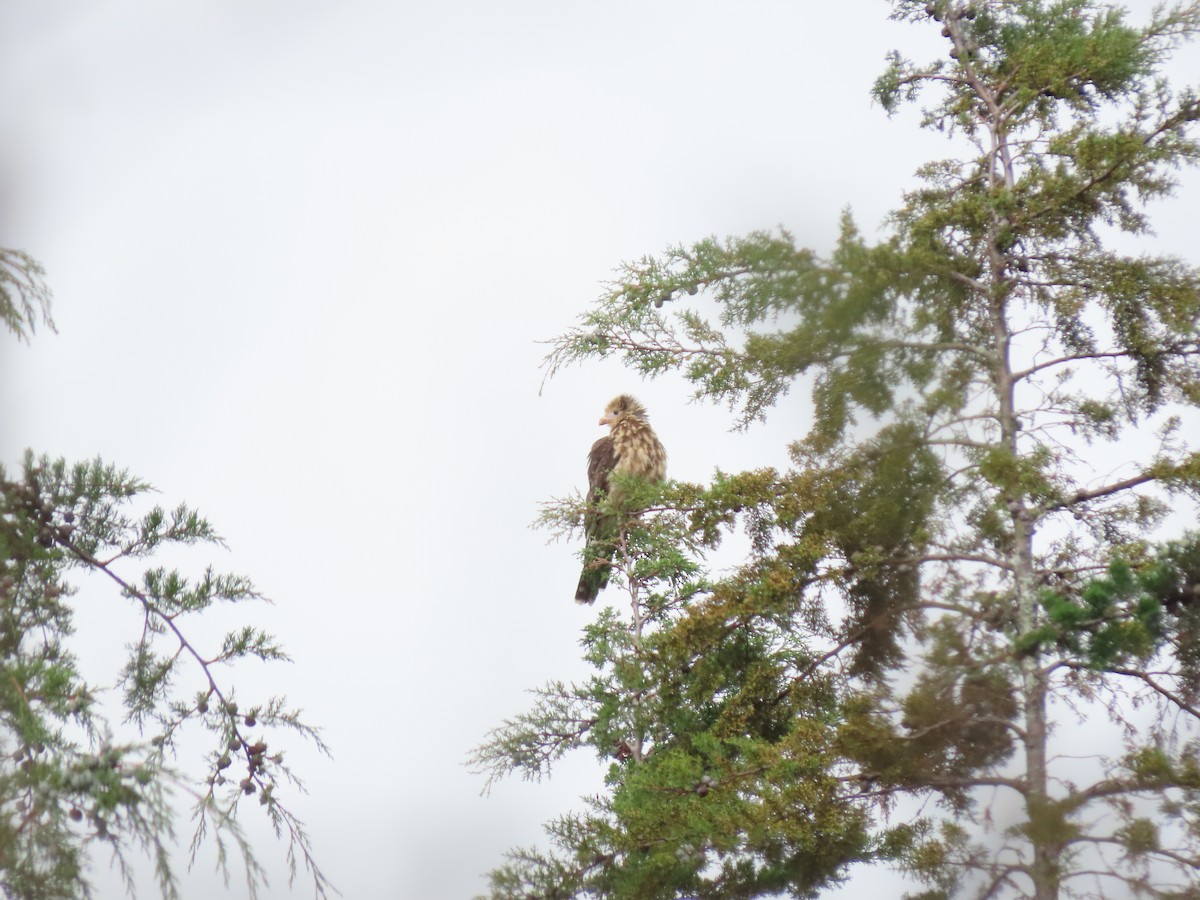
[606, 394, 647, 420]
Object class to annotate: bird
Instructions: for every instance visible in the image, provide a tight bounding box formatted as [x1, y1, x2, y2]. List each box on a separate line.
[575, 394, 667, 604]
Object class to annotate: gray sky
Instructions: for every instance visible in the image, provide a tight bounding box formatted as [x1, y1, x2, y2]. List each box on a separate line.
[2, 2, 1197, 898]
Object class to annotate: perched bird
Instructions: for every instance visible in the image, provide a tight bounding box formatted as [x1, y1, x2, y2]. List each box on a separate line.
[575, 394, 667, 604]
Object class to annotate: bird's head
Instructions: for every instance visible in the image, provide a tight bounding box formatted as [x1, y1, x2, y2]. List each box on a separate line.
[599, 394, 648, 428]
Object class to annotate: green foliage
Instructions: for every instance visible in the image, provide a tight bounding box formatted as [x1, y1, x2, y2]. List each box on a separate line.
[0, 452, 330, 898]
[476, 485, 877, 898]
[1013, 535, 1200, 676]
[0, 250, 53, 343]
[490, 0, 1200, 897]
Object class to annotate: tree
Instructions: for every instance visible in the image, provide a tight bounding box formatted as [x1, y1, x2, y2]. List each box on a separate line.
[1, 251, 330, 898]
[473, 1, 1200, 897]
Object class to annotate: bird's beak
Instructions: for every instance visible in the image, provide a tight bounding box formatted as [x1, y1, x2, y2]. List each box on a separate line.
[599, 412, 614, 427]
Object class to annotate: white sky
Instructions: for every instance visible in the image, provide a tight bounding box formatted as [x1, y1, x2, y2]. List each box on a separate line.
[2, 2, 1197, 898]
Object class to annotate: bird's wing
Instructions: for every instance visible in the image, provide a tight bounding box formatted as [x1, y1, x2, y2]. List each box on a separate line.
[576, 434, 620, 603]
[584, 434, 618, 537]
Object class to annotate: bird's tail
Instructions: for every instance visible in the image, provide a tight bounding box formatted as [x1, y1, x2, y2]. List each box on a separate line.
[574, 546, 613, 604]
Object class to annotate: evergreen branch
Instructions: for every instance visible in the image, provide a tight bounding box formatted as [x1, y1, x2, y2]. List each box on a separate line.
[1041, 472, 1159, 512]
[863, 773, 1027, 797]
[1011, 348, 1160, 381]
[909, 550, 1015, 571]
[44, 518, 332, 897]
[1063, 661, 1200, 723]
[0, 248, 54, 341]
[1061, 835, 1200, 874]
[467, 683, 598, 795]
[978, 864, 1030, 900]
[878, 337, 996, 360]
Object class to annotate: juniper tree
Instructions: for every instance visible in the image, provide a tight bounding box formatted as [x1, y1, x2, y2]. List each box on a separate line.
[474, 1, 1200, 897]
[1, 252, 330, 898]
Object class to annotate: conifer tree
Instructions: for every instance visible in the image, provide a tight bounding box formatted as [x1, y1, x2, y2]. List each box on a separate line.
[474, 1, 1200, 897]
[1, 251, 330, 898]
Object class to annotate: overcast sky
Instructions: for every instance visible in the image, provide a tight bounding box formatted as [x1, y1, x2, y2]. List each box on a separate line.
[2, 2, 1198, 898]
